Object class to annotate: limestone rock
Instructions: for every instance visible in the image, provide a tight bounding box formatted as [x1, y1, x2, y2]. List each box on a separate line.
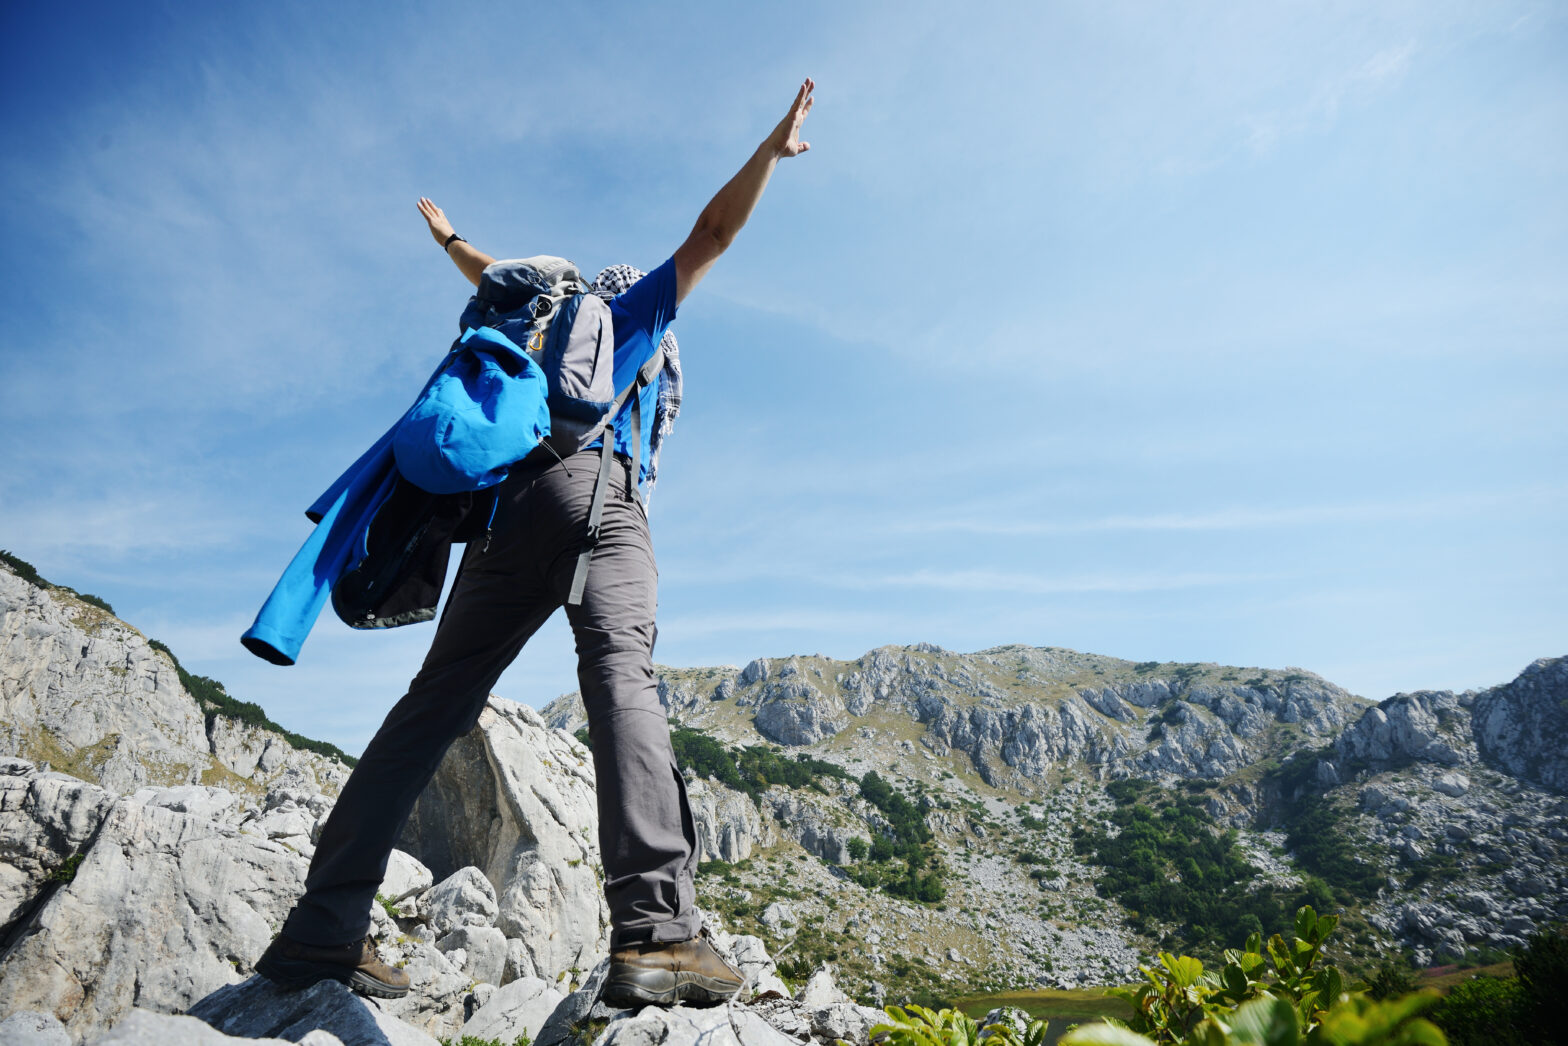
[1472, 657, 1568, 795]
[595, 1006, 797, 1046]
[0, 759, 115, 932]
[378, 849, 433, 904]
[88, 1009, 309, 1046]
[460, 977, 565, 1043]
[754, 680, 844, 746]
[437, 925, 508, 986]
[0, 794, 308, 1039]
[399, 698, 608, 981]
[425, 866, 498, 935]
[0, 565, 350, 799]
[188, 976, 438, 1046]
[1336, 690, 1470, 769]
[375, 942, 472, 1040]
[686, 776, 772, 863]
[0, 1011, 71, 1046]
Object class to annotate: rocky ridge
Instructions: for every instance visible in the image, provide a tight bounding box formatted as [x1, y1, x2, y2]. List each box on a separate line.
[0, 567, 349, 798]
[547, 645, 1568, 992]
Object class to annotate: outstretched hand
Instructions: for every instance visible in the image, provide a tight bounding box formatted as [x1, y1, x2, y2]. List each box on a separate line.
[417, 197, 456, 247]
[765, 78, 815, 159]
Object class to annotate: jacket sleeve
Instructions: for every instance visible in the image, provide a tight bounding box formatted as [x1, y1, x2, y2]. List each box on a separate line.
[243, 444, 399, 665]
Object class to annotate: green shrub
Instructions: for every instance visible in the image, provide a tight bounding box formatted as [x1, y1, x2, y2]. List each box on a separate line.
[1429, 976, 1525, 1046]
[0, 549, 47, 587]
[1060, 906, 1446, 1046]
[1514, 924, 1568, 1039]
[1366, 961, 1417, 1001]
[76, 592, 115, 614]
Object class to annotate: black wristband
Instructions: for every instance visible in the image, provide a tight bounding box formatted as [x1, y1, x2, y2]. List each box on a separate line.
[442, 232, 466, 251]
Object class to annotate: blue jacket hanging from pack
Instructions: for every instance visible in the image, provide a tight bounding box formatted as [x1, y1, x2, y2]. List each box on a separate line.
[241, 256, 667, 666]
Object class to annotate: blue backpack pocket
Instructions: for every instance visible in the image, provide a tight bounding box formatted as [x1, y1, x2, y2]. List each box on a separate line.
[392, 326, 552, 494]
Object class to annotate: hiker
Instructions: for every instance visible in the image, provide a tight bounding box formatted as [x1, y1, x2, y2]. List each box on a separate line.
[256, 79, 815, 1007]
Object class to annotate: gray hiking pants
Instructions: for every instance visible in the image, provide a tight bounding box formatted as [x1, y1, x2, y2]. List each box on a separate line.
[281, 452, 700, 950]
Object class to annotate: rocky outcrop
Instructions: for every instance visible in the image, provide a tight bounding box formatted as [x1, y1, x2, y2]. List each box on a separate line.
[0, 566, 350, 799]
[1336, 690, 1471, 769]
[1472, 656, 1568, 794]
[753, 676, 845, 746]
[398, 698, 608, 982]
[0, 775, 310, 1039]
[685, 777, 773, 862]
[0, 757, 115, 934]
[187, 978, 438, 1046]
[917, 696, 1121, 783]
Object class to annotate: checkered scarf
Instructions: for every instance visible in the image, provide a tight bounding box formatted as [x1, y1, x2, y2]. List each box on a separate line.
[592, 265, 683, 510]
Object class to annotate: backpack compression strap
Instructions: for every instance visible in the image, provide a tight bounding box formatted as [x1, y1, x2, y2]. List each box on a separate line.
[567, 347, 665, 606]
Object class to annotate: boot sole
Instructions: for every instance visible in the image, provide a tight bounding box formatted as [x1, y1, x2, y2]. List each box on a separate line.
[256, 952, 411, 1000]
[602, 967, 744, 1008]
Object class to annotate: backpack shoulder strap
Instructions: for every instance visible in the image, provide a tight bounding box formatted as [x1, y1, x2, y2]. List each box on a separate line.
[566, 346, 664, 606]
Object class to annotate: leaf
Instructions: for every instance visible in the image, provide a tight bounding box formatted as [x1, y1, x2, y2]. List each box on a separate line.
[1294, 906, 1317, 942]
[1058, 1025, 1157, 1046]
[1159, 953, 1205, 988]
[1227, 997, 1300, 1046]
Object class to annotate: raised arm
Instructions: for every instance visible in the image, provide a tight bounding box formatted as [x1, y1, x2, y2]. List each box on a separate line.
[672, 78, 815, 306]
[417, 197, 495, 287]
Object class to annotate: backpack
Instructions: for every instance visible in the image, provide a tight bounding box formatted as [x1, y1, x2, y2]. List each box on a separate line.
[387, 255, 661, 605]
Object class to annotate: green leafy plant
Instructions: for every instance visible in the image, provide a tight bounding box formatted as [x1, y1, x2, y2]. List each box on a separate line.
[872, 1004, 1044, 1046]
[1059, 908, 1448, 1046]
[47, 852, 84, 883]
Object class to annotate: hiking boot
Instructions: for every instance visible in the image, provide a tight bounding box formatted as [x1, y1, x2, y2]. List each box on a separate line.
[602, 930, 747, 1007]
[255, 933, 410, 999]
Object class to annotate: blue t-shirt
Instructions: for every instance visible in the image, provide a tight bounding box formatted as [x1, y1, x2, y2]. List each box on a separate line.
[593, 256, 677, 485]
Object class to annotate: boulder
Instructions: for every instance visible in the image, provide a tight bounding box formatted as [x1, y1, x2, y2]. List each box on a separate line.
[0, 1011, 71, 1046]
[378, 849, 433, 905]
[437, 925, 509, 987]
[0, 760, 116, 931]
[424, 866, 498, 936]
[399, 699, 607, 979]
[88, 1009, 316, 1046]
[0, 794, 309, 1040]
[460, 977, 565, 1043]
[188, 976, 437, 1046]
[596, 1006, 797, 1046]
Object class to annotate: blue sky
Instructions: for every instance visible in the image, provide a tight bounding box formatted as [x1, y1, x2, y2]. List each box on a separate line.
[2, 2, 1563, 754]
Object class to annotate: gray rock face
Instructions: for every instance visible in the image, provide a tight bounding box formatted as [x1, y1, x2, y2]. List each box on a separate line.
[1472, 657, 1568, 795]
[0, 793, 309, 1039]
[919, 696, 1120, 782]
[0, 1010, 71, 1046]
[686, 777, 773, 862]
[0, 566, 350, 799]
[188, 976, 439, 1046]
[460, 977, 565, 1043]
[425, 866, 498, 936]
[437, 925, 508, 986]
[1337, 690, 1471, 768]
[88, 1009, 310, 1046]
[753, 680, 844, 746]
[0, 569, 209, 792]
[399, 698, 608, 981]
[0, 759, 115, 933]
[766, 792, 856, 865]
